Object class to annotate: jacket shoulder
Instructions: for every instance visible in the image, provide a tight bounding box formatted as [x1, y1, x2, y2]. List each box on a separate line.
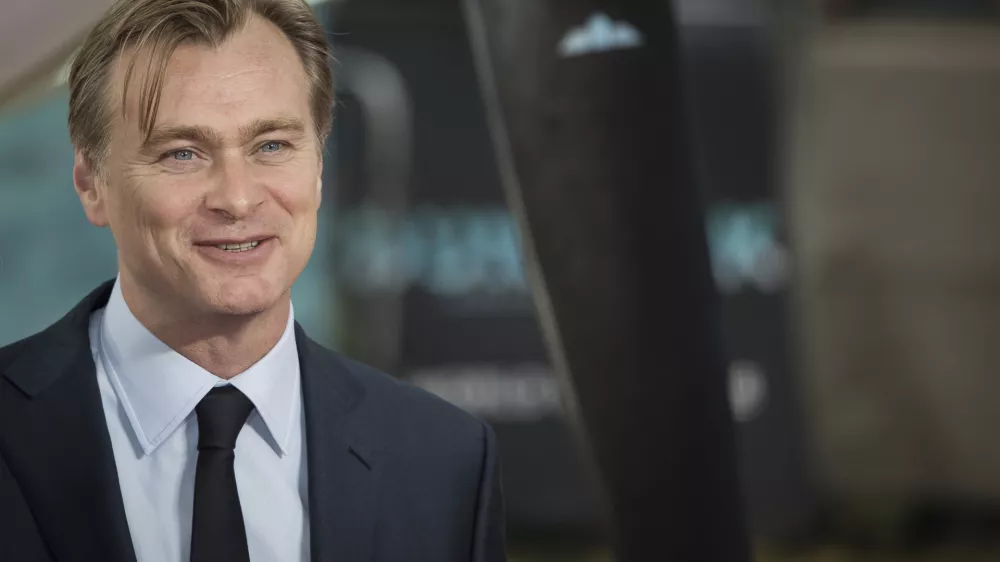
[0, 330, 47, 376]
[322, 351, 491, 458]
[0, 282, 110, 380]
[328, 354, 496, 500]
[343, 355, 486, 432]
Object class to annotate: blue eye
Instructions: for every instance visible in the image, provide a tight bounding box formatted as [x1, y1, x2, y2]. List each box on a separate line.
[261, 141, 283, 153]
[171, 149, 195, 161]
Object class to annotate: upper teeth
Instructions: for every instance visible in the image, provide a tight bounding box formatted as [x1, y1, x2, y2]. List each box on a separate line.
[215, 240, 260, 252]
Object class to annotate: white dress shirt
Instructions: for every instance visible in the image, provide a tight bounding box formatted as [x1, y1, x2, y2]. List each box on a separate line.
[88, 278, 310, 562]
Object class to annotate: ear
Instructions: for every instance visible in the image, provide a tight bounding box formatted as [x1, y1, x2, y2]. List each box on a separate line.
[73, 149, 109, 227]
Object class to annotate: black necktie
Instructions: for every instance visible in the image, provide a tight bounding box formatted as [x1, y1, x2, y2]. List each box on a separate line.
[190, 385, 255, 562]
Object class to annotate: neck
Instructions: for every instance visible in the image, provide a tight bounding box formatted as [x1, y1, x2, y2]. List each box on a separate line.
[118, 275, 290, 380]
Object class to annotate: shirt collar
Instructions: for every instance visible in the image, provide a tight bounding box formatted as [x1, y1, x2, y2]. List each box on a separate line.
[99, 276, 300, 457]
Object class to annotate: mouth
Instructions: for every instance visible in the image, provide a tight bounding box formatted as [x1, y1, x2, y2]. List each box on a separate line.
[213, 240, 261, 253]
[195, 236, 275, 254]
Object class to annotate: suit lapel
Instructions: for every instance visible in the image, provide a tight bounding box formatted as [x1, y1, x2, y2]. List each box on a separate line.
[0, 281, 137, 562]
[297, 324, 381, 562]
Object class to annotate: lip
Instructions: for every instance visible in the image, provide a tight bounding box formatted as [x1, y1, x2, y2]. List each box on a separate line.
[195, 235, 276, 246]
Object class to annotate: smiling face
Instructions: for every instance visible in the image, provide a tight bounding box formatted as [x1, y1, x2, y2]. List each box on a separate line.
[74, 15, 323, 319]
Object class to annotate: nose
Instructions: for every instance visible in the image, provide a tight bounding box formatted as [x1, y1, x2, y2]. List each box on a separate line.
[204, 152, 265, 220]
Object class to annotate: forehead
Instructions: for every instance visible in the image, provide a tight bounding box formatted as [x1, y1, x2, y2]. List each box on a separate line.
[111, 16, 313, 139]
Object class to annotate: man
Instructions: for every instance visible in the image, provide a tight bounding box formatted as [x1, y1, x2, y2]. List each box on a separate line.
[0, 0, 506, 560]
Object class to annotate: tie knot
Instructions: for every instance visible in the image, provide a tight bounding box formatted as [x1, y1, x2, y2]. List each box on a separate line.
[196, 386, 254, 451]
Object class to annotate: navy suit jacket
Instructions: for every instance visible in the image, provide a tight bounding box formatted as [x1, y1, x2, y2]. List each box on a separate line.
[0, 281, 507, 561]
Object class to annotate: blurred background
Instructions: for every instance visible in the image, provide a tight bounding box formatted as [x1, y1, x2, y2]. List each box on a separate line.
[6, 0, 1000, 560]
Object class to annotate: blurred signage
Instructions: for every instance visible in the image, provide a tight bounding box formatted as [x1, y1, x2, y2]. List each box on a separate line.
[557, 12, 645, 58]
[334, 202, 786, 300]
[729, 359, 770, 423]
[407, 363, 561, 421]
[334, 205, 526, 299]
[707, 202, 790, 295]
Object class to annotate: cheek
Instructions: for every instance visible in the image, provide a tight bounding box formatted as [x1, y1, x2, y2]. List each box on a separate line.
[113, 176, 202, 239]
[270, 181, 319, 262]
[267, 170, 322, 218]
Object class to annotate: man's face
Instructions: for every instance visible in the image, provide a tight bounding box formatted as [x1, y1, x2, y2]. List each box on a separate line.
[80, 16, 323, 317]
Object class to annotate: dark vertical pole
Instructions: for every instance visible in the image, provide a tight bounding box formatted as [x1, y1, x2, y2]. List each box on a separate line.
[677, 0, 817, 541]
[463, 1, 752, 560]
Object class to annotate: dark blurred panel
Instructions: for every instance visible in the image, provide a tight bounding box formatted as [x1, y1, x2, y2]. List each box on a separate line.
[677, 4, 818, 540]
[464, 0, 750, 560]
[325, 0, 604, 538]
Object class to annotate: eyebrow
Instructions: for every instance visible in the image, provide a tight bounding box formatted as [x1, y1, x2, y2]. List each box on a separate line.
[141, 117, 308, 152]
[238, 117, 308, 145]
[142, 125, 223, 152]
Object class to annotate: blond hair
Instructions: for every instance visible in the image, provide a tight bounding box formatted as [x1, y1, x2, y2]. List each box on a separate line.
[68, 0, 334, 166]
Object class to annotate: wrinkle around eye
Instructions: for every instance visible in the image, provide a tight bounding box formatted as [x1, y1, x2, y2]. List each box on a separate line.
[252, 141, 300, 164]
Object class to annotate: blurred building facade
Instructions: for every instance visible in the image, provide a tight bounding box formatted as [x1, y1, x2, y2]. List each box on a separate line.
[790, 13, 1000, 508]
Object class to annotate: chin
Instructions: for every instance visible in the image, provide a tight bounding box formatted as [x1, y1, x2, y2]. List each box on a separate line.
[205, 276, 286, 317]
